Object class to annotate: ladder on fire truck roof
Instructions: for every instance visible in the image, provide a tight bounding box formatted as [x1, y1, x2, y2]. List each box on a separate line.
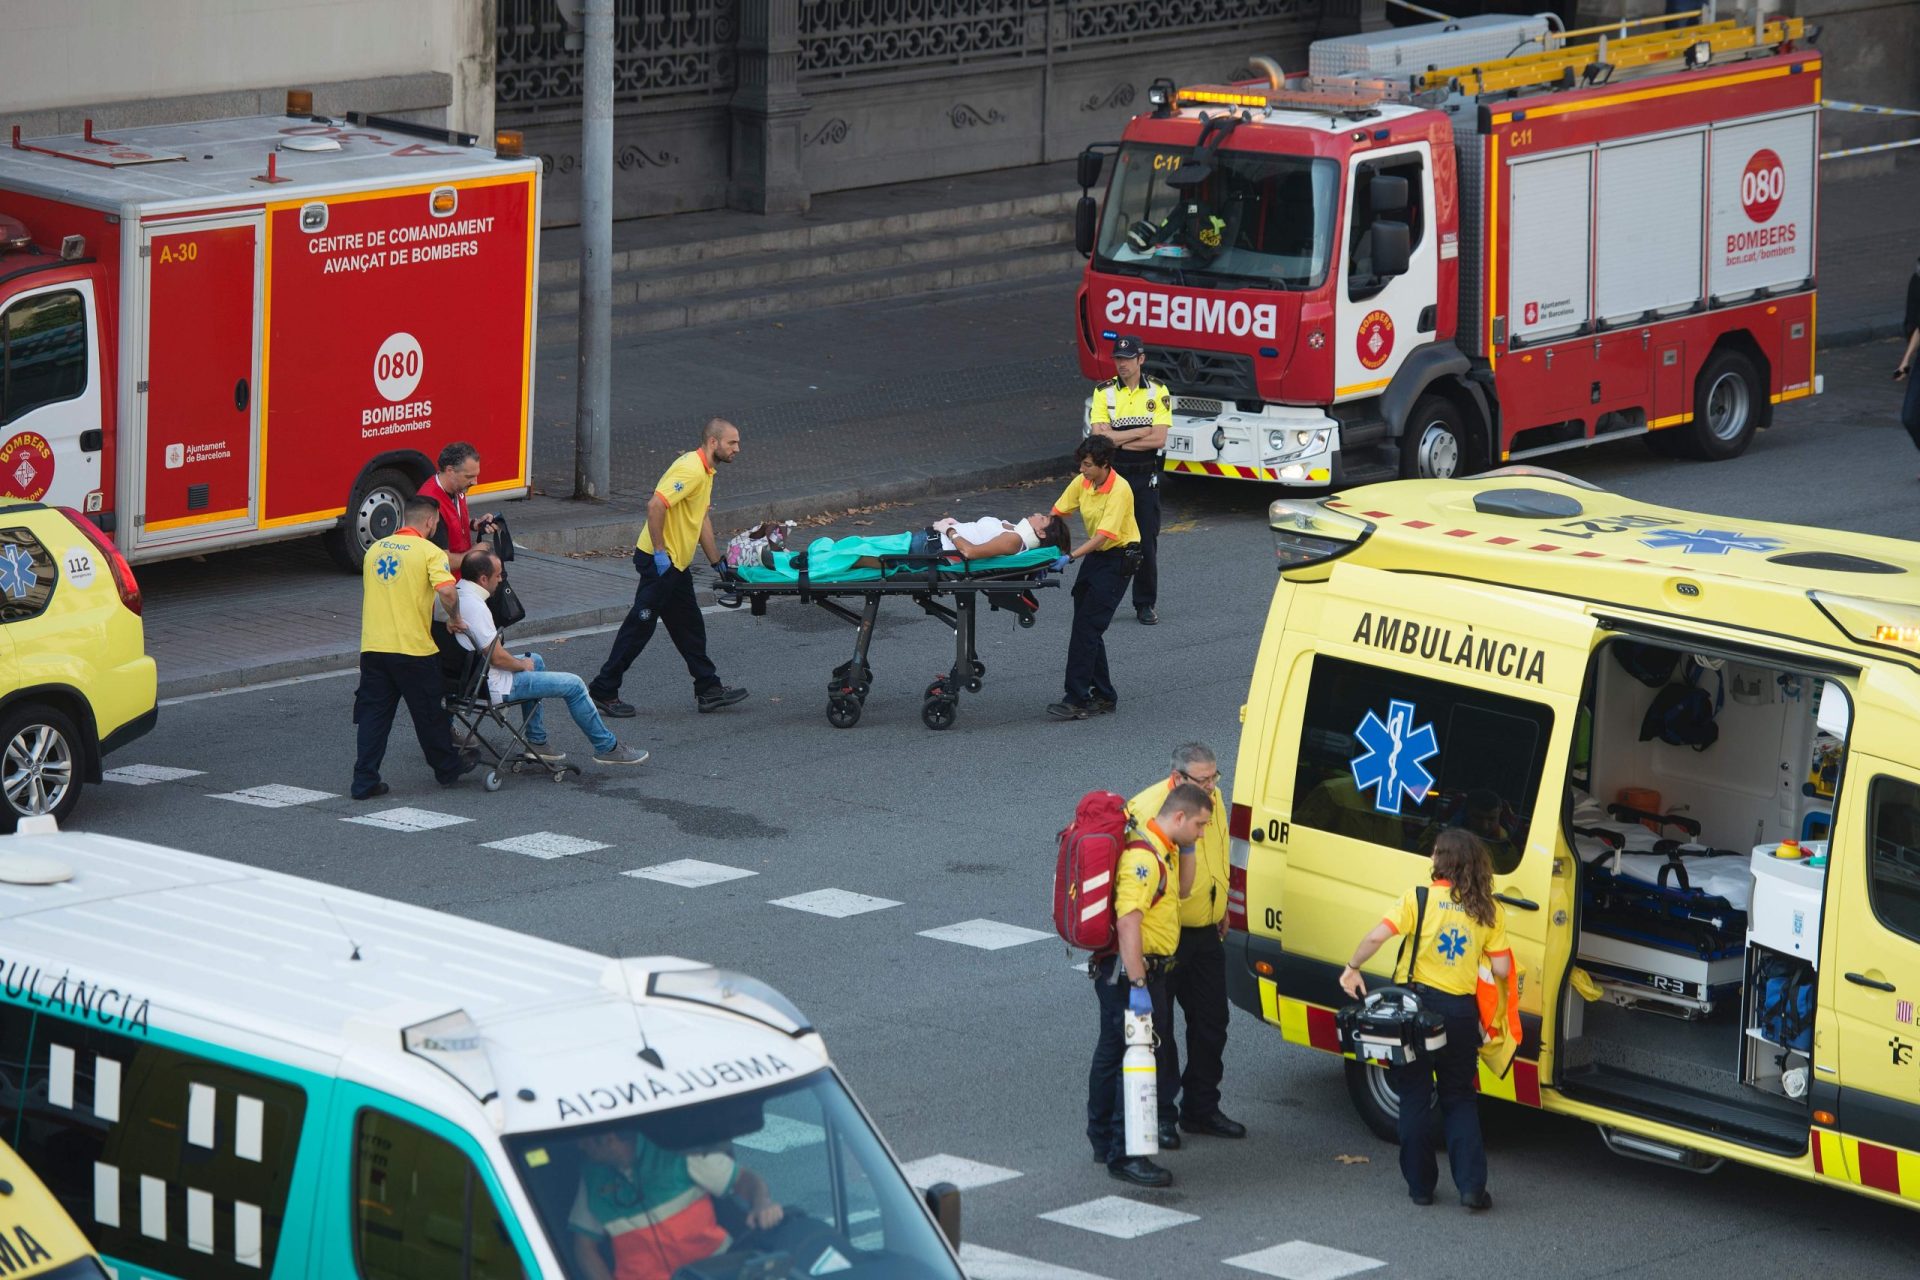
[1417, 13, 1806, 97]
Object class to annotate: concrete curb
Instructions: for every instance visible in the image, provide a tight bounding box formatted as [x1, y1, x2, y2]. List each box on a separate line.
[1819, 322, 1905, 351]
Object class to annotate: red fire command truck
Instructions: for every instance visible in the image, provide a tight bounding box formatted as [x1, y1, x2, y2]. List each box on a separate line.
[1071, 13, 1820, 487]
[0, 101, 540, 567]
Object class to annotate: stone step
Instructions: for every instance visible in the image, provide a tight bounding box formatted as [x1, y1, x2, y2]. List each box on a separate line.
[538, 242, 1079, 344]
[537, 186, 1080, 285]
[538, 212, 1073, 316]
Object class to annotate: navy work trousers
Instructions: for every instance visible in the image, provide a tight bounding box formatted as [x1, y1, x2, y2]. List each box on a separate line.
[1086, 954, 1178, 1164]
[589, 552, 720, 703]
[1168, 924, 1230, 1121]
[352, 651, 462, 796]
[1903, 366, 1920, 450]
[1120, 466, 1160, 612]
[1064, 549, 1133, 707]
[1391, 987, 1488, 1199]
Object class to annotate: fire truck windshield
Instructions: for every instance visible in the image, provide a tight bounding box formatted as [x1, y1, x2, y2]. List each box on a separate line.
[1095, 144, 1338, 290]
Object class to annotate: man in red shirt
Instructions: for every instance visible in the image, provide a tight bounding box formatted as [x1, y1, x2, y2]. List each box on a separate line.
[419, 441, 499, 572]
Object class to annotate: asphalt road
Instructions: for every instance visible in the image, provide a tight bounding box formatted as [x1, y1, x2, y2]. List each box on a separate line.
[75, 338, 1920, 1279]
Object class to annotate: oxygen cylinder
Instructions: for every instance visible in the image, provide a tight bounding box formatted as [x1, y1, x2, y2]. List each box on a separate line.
[1122, 1008, 1159, 1157]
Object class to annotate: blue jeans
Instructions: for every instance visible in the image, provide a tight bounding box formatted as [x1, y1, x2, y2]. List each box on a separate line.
[504, 654, 618, 753]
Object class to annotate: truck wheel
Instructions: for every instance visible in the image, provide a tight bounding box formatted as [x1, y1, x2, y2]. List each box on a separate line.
[0, 704, 84, 834]
[323, 467, 414, 571]
[1399, 396, 1474, 480]
[1343, 1057, 1439, 1145]
[1683, 349, 1765, 461]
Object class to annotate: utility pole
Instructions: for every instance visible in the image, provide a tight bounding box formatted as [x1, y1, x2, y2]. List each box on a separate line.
[561, 0, 614, 499]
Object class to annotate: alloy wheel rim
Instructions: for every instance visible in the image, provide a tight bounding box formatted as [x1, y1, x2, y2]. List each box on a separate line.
[4, 724, 73, 817]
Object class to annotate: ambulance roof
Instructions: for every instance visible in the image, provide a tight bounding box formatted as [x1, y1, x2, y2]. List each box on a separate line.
[0, 114, 534, 214]
[1304, 471, 1920, 661]
[0, 828, 827, 1134]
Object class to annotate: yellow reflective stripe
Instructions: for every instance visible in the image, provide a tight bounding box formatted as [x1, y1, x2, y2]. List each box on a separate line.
[1899, 1146, 1920, 1199]
[1276, 993, 1312, 1046]
[1475, 1059, 1517, 1101]
[1258, 975, 1280, 1024]
[1815, 1129, 1854, 1183]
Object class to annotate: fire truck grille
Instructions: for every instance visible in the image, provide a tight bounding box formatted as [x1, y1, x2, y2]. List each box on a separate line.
[1173, 398, 1224, 417]
[1144, 349, 1257, 401]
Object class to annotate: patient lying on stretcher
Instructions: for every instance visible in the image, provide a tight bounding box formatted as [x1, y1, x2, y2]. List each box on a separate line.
[739, 513, 1070, 583]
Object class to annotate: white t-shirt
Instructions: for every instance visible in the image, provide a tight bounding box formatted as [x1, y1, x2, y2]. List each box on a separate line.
[937, 516, 1015, 551]
[454, 580, 514, 703]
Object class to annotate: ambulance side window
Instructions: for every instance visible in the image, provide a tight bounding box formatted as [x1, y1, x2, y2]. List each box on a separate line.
[0, 290, 88, 426]
[1866, 776, 1920, 942]
[1290, 655, 1552, 874]
[353, 1109, 525, 1280]
[0, 1008, 307, 1279]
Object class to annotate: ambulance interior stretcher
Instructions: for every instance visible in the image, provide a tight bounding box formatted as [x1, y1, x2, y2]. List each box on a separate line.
[1558, 638, 1847, 1151]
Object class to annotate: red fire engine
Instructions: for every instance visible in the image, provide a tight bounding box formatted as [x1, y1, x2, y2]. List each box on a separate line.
[0, 98, 540, 566]
[1071, 13, 1820, 486]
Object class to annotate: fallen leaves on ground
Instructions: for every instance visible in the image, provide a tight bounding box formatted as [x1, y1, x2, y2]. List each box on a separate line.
[1334, 1154, 1370, 1165]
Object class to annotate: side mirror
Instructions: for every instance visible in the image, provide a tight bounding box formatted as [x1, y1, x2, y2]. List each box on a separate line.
[1077, 149, 1105, 192]
[1371, 220, 1411, 278]
[923, 1181, 961, 1248]
[1369, 173, 1409, 217]
[1074, 196, 1098, 258]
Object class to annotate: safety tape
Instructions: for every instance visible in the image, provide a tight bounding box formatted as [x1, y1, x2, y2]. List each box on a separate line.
[1822, 137, 1920, 160]
[1822, 99, 1920, 117]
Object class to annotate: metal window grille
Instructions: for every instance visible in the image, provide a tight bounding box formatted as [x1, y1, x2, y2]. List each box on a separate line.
[496, 0, 740, 120]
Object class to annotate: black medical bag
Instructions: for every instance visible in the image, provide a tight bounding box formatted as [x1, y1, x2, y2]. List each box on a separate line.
[1337, 986, 1449, 1067]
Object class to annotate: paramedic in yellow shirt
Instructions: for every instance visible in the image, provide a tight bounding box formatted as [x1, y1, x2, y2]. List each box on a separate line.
[352, 494, 473, 799]
[1338, 829, 1510, 1211]
[1127, 742, 1246, 1145]
[590, 418, 750, 717]
[1047, 435, 1140, 721]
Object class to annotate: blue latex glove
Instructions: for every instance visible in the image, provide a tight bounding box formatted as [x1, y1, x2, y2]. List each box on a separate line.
[652, 549, 673, 576]
[1127, 984, 1152, 1016]
[1052, 554, 1074, 573]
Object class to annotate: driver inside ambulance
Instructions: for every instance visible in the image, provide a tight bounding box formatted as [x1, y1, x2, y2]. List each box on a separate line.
[568, 1128, 782, 1280]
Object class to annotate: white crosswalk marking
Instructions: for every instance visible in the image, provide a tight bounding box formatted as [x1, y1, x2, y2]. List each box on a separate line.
[769, 888, 901, 917]
[625, 858, 758, 887]
[210, 783, 337, 808]
[1223, 1242, 1386, 1279]
[484, 832, 611, 860]
[1038, 1195, 1198, 1239]
[733, 1114, 825, 1154]
[898, 1154, 1022, 1192]
[918, 919, 1053, 951]
[342, 806, 473, 833]
[105, 764, 207, 785]
[959, 1244, 1115, 1279]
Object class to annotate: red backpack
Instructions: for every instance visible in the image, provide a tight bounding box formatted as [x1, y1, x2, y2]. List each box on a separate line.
[1053, 790, 1165, 953]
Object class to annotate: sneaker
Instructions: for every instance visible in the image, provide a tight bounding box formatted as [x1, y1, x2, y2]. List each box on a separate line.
[1047, 700, 1092, 721]
[437, 757, 481, 786]
[593, 696, 637, 718]
[1088, 696, 1118, 715]
[697, 685, 749, 713]
[1136, 605, 1159, 625]
[522, 743, 567, 763]
[594, 745, 650, 765]
[351, 782, 390, 801]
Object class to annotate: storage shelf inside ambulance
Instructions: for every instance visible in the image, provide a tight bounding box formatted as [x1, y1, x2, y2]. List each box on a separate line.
[1561, 638, 1843, 1140]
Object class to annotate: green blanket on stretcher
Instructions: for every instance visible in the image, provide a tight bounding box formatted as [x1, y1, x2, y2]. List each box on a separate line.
[735, 533, 1058, 584]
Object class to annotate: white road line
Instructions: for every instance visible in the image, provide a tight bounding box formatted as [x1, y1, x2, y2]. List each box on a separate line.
[483, 832, 612, 860]
[187, 1187, 216, 1254]
[93, 1162, 120, 1227]
[209, 783, 338, 808]
[95, 1056, 121, 1122]
[898, 1154, 1022, 1192]
[1223, 1242, 1387, 1280]
[104, 764, 207, 785]
[47, 1043, 74, 1109]
[140, 1174, 166, 1240]
[769, 888, 902, 918]
[342, 806, 473, 833]
[625, 858, 758, 887]
[159, 608, 738, 705]
[733, 1114, 825, 1154]
[918, 919, 1053, 951]
[958, 1244, 1115, 1280]
[1037, 1195, 1198, 1239]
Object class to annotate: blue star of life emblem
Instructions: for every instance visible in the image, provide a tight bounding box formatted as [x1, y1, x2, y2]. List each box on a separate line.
[1350, 698, 1438, 816]
[1637, 528, 1786, 556]
[0, 544, 38, 599]
[1436, 927, 1469, 962]
[673, 480, 685, 492]
[1133, 863, 1149, 882]
[375, 554, 400, 581]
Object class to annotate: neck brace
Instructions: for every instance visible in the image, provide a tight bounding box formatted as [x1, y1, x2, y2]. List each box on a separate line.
[1014, 518, 1041, 551]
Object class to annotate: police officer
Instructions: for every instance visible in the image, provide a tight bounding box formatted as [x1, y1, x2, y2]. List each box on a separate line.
[351, 495, 476, 800]
[1127, 743, 1245, 1146]
[1047, 435, 1139, 721]
[1088, 335, 1170, 625]
[1087, 783, 1211, 1188]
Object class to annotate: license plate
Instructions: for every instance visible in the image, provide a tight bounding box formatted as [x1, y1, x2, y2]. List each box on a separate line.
[1167, 434, 1191, 454]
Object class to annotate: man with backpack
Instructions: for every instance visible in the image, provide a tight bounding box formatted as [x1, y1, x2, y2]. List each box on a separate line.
[1083, 783, 1212, 1188]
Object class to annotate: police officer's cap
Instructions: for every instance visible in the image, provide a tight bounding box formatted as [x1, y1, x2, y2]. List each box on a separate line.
[1112, 335, 1146, 360]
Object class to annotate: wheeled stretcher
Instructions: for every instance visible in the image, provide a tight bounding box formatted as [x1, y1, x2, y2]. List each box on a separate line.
[724, 546, 1061, 729]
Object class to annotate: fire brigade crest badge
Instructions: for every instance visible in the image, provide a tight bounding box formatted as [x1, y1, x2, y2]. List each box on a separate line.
[1356, 310, 1395, 371]
[0, 431, 55, 503]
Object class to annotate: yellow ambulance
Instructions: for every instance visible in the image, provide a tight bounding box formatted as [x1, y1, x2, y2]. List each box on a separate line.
[1227, 467, 1920, 1209]
[0, 1138, 107, 1277]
